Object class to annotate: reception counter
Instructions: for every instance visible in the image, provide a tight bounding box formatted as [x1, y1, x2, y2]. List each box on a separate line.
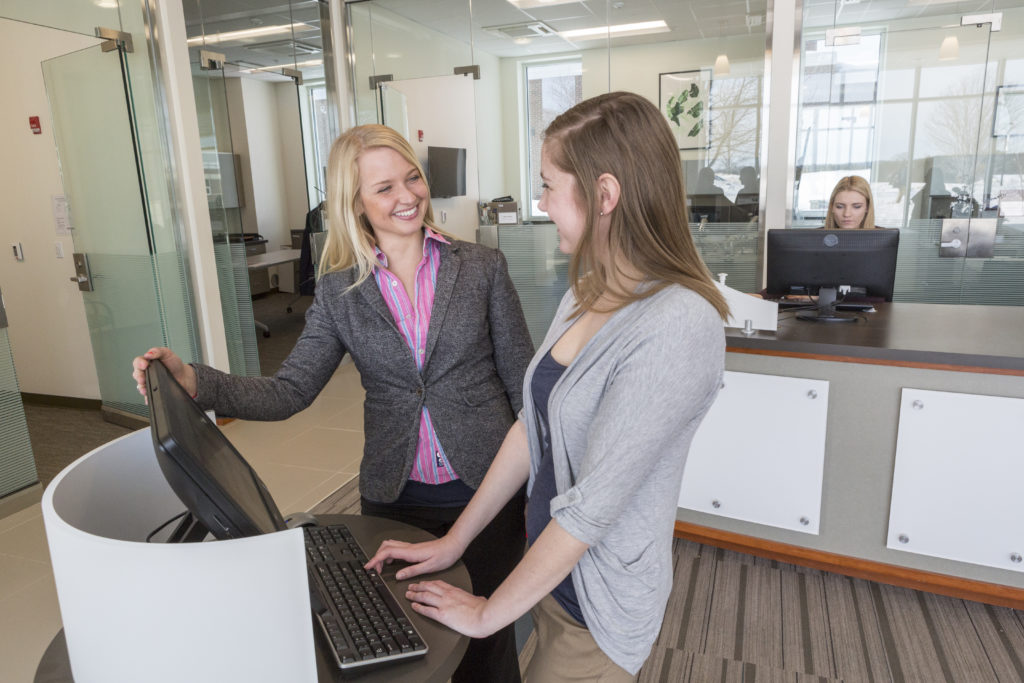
[676, 303, 1024, 608]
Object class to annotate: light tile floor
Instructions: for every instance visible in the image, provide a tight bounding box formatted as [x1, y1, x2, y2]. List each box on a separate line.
[0, 361, 365, 683]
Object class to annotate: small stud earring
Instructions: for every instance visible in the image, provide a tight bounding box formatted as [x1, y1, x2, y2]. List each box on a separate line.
[600, 211, 605, 216]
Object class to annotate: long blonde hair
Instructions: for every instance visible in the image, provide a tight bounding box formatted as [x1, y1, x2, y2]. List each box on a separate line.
[824, 175, 876, 229]
[543, 91, 729, 320]
[319, 124, 446, 285]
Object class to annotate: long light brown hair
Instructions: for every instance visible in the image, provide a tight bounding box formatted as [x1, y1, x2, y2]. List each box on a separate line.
[824, 175, 876, 229]
[543, 91, 729, 320]
[320, 124, 448, 286]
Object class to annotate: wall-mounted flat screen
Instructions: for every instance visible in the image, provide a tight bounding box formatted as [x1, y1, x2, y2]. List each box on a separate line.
[427, 146, 466, 198]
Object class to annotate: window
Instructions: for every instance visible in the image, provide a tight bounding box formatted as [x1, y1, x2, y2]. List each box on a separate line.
[794, 33, 882, 221]
[523, 59, 582, 220]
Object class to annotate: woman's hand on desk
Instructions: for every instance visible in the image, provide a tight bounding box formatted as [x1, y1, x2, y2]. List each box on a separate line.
[403, 580, 493, 639]
[365, 534, 465, 581]
[131, 347, 197, 402]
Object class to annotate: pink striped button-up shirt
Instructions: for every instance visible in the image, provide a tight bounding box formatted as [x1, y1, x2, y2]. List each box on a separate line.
[372, 228, 457, 485]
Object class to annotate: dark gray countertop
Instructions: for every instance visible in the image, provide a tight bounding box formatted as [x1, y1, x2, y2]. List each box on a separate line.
[725, 303, 1024, 372]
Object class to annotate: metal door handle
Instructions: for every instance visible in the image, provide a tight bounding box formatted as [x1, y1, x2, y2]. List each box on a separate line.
[70, 275, 88, 284]
[940, 239, 962, 248]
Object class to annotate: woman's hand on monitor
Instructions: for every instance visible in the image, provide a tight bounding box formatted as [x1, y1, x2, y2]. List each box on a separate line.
[132, 347, 197, 403]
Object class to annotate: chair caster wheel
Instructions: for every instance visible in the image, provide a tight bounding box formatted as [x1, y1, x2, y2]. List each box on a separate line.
[262, 331, 271, 338]
[286, 306, 293, 313]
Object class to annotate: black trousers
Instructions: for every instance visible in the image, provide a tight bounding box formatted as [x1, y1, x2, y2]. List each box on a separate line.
[361, 488, 526, 683]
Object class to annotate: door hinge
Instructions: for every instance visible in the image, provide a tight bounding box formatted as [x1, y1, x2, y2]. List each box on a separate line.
[454, 64, 481, 79]
[369, 74, 393, 90]
[199, 50, 226, 70]
[95, 27, 134, 53]
[961, 13, 1002, 31]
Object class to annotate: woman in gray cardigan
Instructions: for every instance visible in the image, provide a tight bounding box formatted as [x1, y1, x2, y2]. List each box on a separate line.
[367, 92, 731, 681]
[133, 125, 533, 683]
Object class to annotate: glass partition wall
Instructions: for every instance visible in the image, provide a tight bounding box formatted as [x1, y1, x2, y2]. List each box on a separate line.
[184, 0, 340, 375]
[1, 0, 201, 425]
[795, 1, 1024, 305]
[344, 0, 769, 337]
[343, 0, 1024, 308]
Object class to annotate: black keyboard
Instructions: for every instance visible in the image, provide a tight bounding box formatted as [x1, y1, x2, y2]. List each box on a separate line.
[304, 524, 428, 672]
[775, 299, 875, 312]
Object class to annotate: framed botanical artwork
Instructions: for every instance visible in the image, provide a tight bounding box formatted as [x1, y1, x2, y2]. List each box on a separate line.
[660, 69, 712, 150]
[992, 84, 1024, 137]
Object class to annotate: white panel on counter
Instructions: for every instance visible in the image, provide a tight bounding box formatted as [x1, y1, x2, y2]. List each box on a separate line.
[887, 388, 1024, 572]
[679, 370, 829, 534]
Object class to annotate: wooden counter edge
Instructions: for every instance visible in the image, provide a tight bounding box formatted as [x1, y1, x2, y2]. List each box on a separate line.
[726, 346, 1024, 377]
[674, 520, 1024, 610]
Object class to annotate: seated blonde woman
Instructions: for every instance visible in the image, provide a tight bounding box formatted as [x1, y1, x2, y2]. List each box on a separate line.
[825, 175, 878, 229]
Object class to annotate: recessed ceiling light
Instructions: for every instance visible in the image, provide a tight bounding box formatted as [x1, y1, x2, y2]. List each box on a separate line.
[508, 0, 585, 8]
[559, 20, 669, 40]
[244, 58, 323, 74]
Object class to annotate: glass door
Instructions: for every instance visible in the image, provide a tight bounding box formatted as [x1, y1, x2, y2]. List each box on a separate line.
[191, 59, 260, 377]
[42, 40, 171, 421]
[885, 23, 994, 304]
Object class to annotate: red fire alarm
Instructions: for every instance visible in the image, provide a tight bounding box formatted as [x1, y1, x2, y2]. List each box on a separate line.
[417, 129, 424, 142]
[29, 116, 42, 134]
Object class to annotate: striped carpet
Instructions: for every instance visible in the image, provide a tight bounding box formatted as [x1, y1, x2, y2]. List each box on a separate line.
[313, 478, 1024, 682]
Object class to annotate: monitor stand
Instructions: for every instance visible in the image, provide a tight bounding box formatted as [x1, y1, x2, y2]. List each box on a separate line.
[796, 287, 857, 323]
[165, 512, 210, 543]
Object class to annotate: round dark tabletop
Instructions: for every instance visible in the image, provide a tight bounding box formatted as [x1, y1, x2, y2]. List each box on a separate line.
[35, 514, 469, 683]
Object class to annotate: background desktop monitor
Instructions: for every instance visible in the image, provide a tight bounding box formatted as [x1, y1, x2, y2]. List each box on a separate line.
[426, 146, 466, 198]
[765, 228, 900, 321]
[146, 359, 287, 540]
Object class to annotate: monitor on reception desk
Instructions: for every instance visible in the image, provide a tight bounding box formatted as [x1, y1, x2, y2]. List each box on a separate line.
[765, 228, 899, 323]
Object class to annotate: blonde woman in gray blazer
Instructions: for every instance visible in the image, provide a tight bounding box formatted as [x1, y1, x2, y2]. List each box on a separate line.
[367, 92, 730, 681]
[134, 125, 533, 683]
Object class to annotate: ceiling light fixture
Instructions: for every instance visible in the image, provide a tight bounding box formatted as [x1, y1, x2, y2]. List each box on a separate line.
[508, 0, 586, 8]
[559, 20, 669, 40]
[243, 58, 323, 74]
[714, 54, 730, 76]
[186, 22, 313, 47]
[939, 35, 959, 60]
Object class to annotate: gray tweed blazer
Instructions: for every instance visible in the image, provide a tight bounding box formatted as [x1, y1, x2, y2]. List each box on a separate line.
[193, 240, 534, 502]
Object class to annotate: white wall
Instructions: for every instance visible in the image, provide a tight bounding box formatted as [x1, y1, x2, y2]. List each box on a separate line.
[0, 19, 101, 398]
[223, 77, 308, 252]
[276, 81, 310, 239]
[241, 78, 290, 248]
[346, 2, 508, 234]
[473, 51, 506, 202]
[388, 75, 480, 242]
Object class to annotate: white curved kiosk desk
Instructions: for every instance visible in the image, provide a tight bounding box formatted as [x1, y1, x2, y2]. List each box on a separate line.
[41, 429, 316, 683]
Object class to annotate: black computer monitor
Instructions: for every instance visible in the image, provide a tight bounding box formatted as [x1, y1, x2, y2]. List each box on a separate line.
[145, 358, 287, 541]
[426, 146, 466, 198]
[765, 228, 900, 322]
